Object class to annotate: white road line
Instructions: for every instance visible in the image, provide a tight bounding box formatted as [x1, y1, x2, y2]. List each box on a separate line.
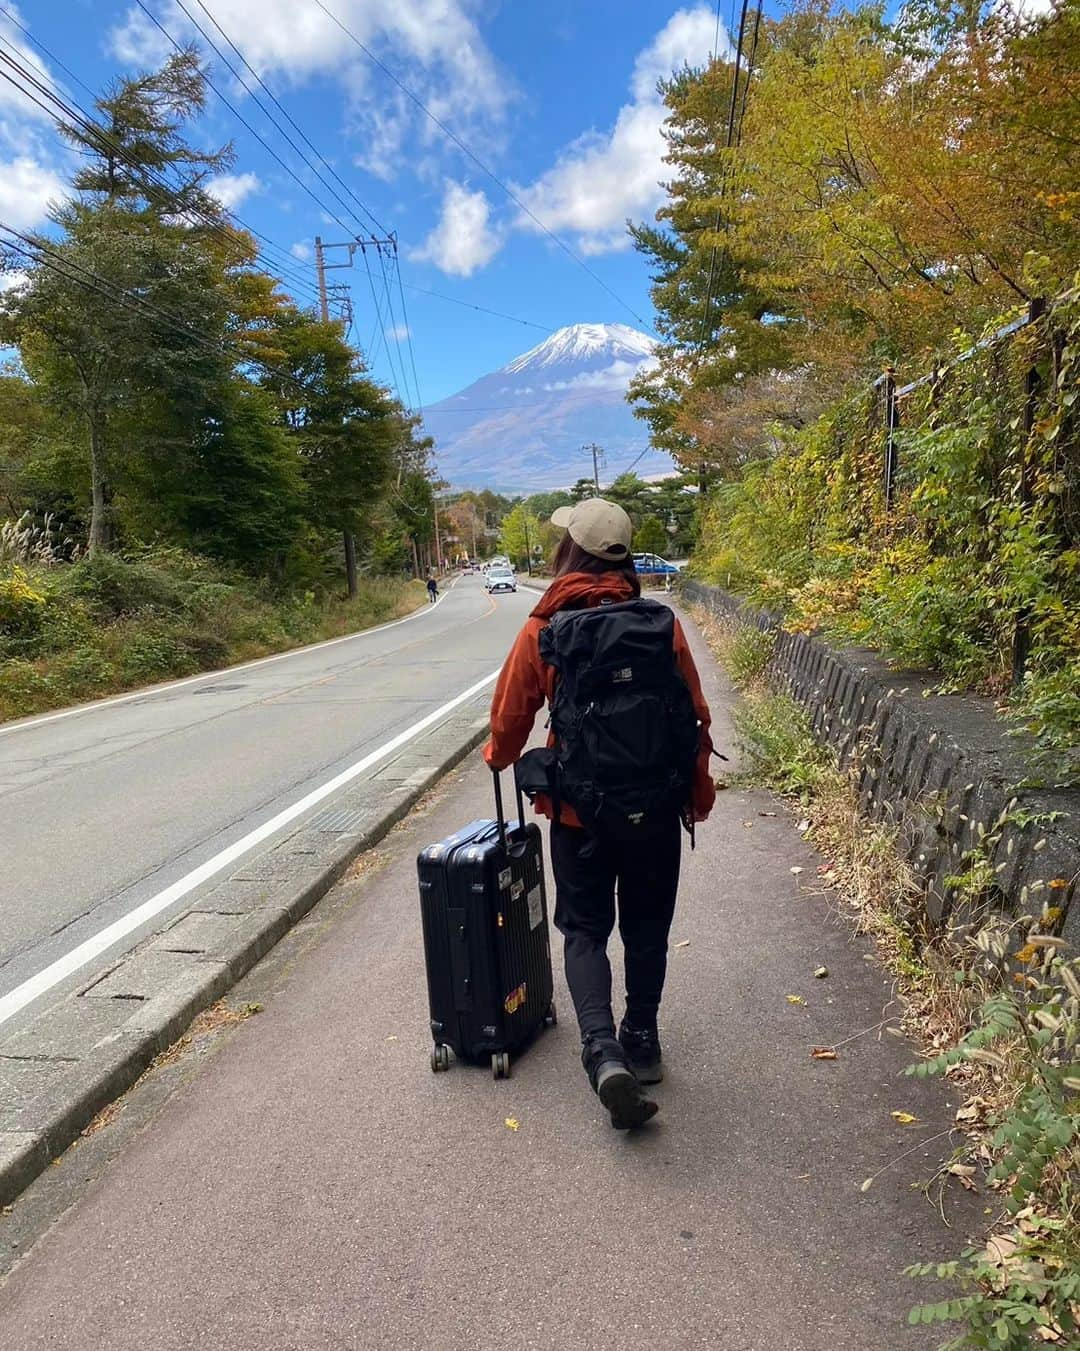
[0, 577, 464, 741]
[0, 666, 499, 1028]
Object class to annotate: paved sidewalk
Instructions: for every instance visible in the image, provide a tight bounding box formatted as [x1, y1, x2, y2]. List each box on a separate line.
[0, 607, 979, 1350]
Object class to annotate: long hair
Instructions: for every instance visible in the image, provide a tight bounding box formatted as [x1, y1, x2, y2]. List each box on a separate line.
[551, 533, 640, 596]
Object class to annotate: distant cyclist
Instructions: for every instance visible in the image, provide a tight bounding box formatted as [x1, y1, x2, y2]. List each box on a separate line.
[426, 573, 438, 604]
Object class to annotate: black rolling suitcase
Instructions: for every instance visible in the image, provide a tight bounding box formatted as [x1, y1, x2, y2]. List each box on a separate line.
[418, 769, 556, 1079]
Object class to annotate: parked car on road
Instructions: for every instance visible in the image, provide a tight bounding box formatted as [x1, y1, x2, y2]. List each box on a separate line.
[484, 567, 517, 594]
[632, 552, 681, 576]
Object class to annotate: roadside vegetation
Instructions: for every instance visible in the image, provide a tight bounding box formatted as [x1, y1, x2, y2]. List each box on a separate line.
[0, 531, 424, 722]
[0, 52, 447, 722]
[697, 606, 1080, 1348]
[629, 0, 1079, 779]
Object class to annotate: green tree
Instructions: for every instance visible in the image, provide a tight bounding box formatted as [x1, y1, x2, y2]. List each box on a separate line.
[266, 308, 399, 596]
[181, 383, 302, 572]
[634, 515, 668, 556]
[0, 51, 233, 555]
[499, 503, 541, 572]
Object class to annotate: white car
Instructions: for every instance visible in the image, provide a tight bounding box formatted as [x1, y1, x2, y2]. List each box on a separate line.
[484, 567, 517, 594]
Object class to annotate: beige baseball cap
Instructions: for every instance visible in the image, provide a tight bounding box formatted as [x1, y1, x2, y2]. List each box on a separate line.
[550, 497, 632, 561]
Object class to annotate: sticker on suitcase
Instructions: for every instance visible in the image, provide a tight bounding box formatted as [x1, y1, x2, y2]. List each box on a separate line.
[527, 884, 543, 931]
[504, 982, 527, 1015]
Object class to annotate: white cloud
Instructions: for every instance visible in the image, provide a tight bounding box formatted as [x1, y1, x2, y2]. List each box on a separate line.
[107, 7, 176, 67]
[109, 1, 512, 175]
[0, 156, 66, 229]
[0, 7, 63, 123]
[207, 171, 262, 210]
[411, 180, 501, 277]
[515, 7, 723, 255]
[543, 356, 658, 393]
[290, 240, 312, 260]
[385, 322, 411, 341]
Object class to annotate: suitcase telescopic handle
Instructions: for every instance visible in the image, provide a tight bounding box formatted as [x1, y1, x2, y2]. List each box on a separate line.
[491, 766, 527, 855]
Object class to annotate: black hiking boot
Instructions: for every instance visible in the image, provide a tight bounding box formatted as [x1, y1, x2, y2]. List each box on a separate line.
[581, 1036, 658, 1130]
[618, 1020, 663, 1085]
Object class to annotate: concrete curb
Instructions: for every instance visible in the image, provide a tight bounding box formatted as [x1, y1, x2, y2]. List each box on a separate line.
[0, 696, 492, 1208]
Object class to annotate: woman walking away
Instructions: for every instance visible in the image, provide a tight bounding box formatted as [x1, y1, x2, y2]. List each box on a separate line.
[426, 573, 438, 604]
[483, 498, 715, 1130]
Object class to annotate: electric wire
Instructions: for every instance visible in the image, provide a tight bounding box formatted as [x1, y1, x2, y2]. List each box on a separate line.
[173, 0, 388, 243]
[0, 26, 321, 302]
[133, 0, 410, 402]
[0, 221, 314, 396]
[133, 0, 361, 243]
[397, 283, 553, 334]
[310, 0, 657, 337]
[190, 0, 389, 238]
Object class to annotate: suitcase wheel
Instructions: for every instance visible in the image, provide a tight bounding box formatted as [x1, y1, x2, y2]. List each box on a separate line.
[544, 1002, 558, 1028]
[431, 1044, 451, 1073]
[491, 1051, 511, 1080]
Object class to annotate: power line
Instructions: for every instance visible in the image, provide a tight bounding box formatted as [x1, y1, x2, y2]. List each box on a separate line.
[310, 0, 656, 336]
[147, 1, 414, 403]
[0, 221, 313, 395]
[133, 0, 360, 243]
[697, 0, 752, 352]
[391, 247, 424, 419]
[0, 26, 321, 303]
[399, 281, 554, 333]
[190, 0, 389, 238]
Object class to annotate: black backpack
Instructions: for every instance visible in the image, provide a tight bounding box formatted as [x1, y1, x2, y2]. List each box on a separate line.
[517, 598, 701, 831]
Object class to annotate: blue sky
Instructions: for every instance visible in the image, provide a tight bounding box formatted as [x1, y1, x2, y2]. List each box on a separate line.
[0, 2, 731, 406]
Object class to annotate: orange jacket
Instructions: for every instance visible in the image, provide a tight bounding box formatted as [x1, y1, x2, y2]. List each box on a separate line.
[482, 572, 716, 827]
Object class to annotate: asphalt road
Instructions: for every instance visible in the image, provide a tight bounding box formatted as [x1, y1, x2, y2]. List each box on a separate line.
[0, 602, 980, 1349]
[0, 577, 531, 1035]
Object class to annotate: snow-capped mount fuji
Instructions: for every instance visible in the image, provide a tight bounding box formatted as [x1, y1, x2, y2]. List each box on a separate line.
[425, 322, 673, 492]
[502, 323, 655, 374]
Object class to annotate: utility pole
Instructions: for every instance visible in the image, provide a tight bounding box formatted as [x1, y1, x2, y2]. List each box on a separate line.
[313, 232, 395, 601]
[314, 235, 330, 322]
[583, 442, 605, 493]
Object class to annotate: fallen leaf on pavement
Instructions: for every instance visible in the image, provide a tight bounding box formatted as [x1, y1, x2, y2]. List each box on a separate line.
[504, 1117, 520, 1132]
[386, 1035, 398, 1042]
[891, 1111, 919, 1125]
[786, 994, 806, 1005]
[947, 1163, 978, 1191]
[758, 811, 777, 817]
[797, 819, 811, 833]
[810, 1047, 837, 1060]
[814, 966, 829, 978]
[674, 939, 691, 949]
[790, 866, 804, 876]
[742, 820, 754, 829]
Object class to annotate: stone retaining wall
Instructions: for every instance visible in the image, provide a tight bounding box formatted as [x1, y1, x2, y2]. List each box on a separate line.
[682, 579, 1079, 949]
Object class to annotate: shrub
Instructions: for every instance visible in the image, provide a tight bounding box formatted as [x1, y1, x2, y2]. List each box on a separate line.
[114, 626, 199, 683]
[57, 554, 192, 621]
[726, 625, 775, 690]
[0, 567, 47, 636]
[732, 690, 830, 798]
[0, 659, 52, 718]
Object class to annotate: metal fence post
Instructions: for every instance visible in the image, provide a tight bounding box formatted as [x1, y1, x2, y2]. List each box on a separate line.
[882, 366, 899, 511]
[1010, 297, 1048, 689]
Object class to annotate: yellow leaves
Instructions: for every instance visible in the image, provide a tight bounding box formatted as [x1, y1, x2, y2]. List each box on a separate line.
[891, 1111, 920, 1125]
[786, 994, 806, 1005]
[504, 1117, 520, 1132]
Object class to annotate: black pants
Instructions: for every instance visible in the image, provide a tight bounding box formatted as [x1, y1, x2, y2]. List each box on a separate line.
[550, 814, 682, 1042]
